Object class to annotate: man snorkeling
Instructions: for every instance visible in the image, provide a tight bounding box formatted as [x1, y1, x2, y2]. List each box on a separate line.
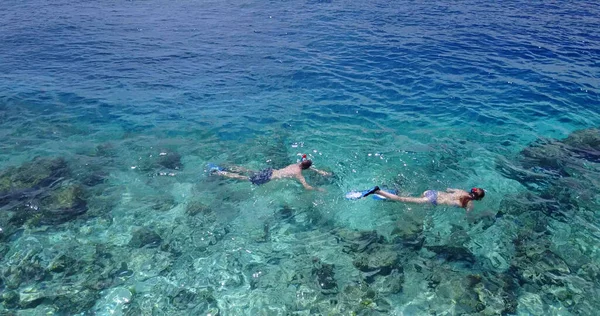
[360, 186, 485, 211]
[209, 154, 330, 191]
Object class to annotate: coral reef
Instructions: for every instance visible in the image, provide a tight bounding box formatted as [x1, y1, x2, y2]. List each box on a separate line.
[0, 157, 94, 240]
[129, 227, 162, 248]
[493, 127, 600, 315]
[1, 127, 600, 315]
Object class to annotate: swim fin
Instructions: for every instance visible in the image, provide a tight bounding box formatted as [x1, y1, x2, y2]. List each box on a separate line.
[206, 163, 225, 173]
[371, 188, 398, 200]
[345, 186, 380, 200]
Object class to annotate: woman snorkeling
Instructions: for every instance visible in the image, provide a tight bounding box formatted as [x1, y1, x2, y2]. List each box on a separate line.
[362, 186, 485, 211]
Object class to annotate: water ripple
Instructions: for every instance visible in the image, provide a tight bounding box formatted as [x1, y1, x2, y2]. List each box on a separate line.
[1, 0, 599, 314]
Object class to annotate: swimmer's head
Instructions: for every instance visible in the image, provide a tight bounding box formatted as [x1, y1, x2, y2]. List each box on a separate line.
[300, 154, 312, 169]
[470, 188, 485, 200]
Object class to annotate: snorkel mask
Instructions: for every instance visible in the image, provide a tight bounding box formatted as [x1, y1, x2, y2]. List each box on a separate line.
[299, 154, 312, 169]
[470, 188, 484, 200]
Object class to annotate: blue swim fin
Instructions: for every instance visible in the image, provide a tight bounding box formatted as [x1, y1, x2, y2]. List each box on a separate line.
[206, 163, 225, 173]
[371, 188, 398, 200]
[345, 186, 396, 201]
[345, 186, 379, 200]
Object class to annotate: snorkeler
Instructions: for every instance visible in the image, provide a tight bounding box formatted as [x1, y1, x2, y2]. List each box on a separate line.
[360, 186, 485, 211]
[208, 154, 331, 191]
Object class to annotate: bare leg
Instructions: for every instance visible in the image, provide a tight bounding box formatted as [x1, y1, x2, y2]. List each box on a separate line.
[373, 190, 429, 204]
[225, 165, 253, 173]
[216, 171, 249, 181]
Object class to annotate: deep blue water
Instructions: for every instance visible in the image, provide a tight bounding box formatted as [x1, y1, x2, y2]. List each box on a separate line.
[1, 0, 599, 315]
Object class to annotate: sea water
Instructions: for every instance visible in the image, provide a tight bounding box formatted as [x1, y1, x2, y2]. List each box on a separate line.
[0, 0, 599, 315]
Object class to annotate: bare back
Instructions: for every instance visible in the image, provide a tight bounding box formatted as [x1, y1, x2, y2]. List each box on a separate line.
[271, 163, 316, 190]
[271, 164, 302, 180]
[370, 187, 478, 211]
[435, 189, 473, 209]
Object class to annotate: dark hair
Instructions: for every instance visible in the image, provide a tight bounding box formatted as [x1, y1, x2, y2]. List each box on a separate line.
[470, 188, 485, 200]
[460, 188, 485, 208]
[300, 160, 312, 170]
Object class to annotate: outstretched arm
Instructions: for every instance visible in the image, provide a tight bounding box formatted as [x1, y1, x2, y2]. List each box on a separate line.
[297, 174, 323, 191]
[446, 188, 460, 193]
[310, 166, 332, 177]
[465, 201, 474, 212]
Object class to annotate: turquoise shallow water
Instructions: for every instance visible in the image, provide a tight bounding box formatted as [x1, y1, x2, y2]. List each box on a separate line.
[1, 0, 599, 315]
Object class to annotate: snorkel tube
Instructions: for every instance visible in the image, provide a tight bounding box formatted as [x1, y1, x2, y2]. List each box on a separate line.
[299, 154, 312, 169]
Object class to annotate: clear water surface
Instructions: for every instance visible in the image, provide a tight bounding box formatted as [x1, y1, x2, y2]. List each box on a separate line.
[0, 0, 599, 315]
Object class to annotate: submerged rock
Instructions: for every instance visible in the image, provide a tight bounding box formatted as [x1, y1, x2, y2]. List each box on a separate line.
[249, 133, 290, 170]
[129, 227, 162, 248]
[0, 213, 20, 242]
[93, 287, 132, 315]
[157, 152, 183, 170]
[0, 157, 92, 229]
[93, 142, 119, 158]
[368, 268, 404, 295]
[335, 228, 406, 297]
[19, 285, 50, 308]
[312, 259, 337, 294]
[276, 205, 295, 222]
[517, 292, 545, 315]
[507, 227, 596, 313]
[1, 239, 47, 290]
[517, 249, 570, 286]
[146, 194, 177, 212]
[577, 262, 600, 283]
[170, 288, 217, 311]
[337, 229, 385, 254]
[425, 244, 476, 264]
[497, 128, 600, 197]
[0, 243, 9, 261]
[79, 170, 108, 187]
[352, 246, 401, 276]
[0, 157, 69, 194]
[47, 254, 77, 274]
[1, 290, 19, 309]
[185, 200, 212, 217]
[52, 289, 99, 314]
[390, 219, 424, 249]
[136, 150, 183, 172]
[15, 283, 88, 310]
[563, 128, 600, 161]
[498, 190, 569, 222]
[38, 183, 88, 225]
[170, 289, 197, 310]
